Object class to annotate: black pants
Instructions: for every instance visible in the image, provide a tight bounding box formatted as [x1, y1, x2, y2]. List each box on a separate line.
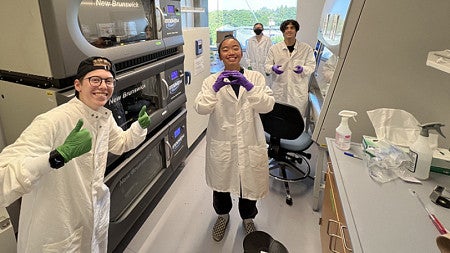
[213, 191, 258, 219]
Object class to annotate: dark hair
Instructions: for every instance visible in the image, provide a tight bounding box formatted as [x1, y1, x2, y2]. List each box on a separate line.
[218, 35, 242, 54]
[253, 23, 264, 29]
[280, 19, 300, 32]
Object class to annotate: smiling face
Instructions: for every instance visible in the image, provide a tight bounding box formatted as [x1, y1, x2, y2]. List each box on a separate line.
[218, 38, 243, 71]
[282, 23, 298, 41]
[74, 69, 114, 111]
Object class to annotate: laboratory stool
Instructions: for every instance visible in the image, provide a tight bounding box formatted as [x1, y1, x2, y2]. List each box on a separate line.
[260, 102, 313, 205]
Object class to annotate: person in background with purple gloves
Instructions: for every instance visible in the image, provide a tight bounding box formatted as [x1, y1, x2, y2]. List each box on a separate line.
[265, 19, 316, 115]
[194, 35, 275, 242]
[0, 56, 150, 253]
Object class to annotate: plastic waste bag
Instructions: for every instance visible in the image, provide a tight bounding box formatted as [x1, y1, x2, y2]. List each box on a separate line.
[363, 137, 413, 183]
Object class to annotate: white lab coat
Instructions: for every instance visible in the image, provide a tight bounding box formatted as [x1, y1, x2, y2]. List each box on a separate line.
[264, 40, 316, 115]
[194, 70, 275, 200]
[0, 98, 146, 253]
[245, 35, 273, 86]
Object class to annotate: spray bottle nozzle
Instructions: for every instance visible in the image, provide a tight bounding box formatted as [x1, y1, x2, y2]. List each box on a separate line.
[418, 122, 446, 138]
[338, 110, 358, 122]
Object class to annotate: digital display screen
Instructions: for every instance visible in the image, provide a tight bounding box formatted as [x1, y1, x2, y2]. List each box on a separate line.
[171, 70, 179, 80]
[167, 5, 175, 14]
[174, 127, 181, 138]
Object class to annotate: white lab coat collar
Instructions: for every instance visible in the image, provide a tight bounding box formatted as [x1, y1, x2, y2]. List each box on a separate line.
[281, 39, 298, 51]
[70, 97, 111, 121]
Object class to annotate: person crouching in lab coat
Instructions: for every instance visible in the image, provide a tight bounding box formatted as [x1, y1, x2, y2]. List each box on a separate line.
[194, 35, 275, 242]
[0, 56, 151, 253]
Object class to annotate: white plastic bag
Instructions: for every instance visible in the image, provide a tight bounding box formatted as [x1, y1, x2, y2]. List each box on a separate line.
[363, 139, 413, 183]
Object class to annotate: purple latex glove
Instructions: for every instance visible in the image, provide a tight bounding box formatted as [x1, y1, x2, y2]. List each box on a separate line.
[212, 71, 233, 92]
[272, 65, 284, 75]
[293, 65, 304, 74]
[228, 71, 254, 91]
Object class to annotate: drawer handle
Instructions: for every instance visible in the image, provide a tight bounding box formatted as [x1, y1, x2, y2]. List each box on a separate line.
[327, 219, 342, 253]
[328, 232, 342, 253]
[341, 225, 353, 252]
[327, 219, 341, 237]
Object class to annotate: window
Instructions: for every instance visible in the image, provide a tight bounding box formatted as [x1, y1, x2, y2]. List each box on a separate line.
[208, 0, 297, 49]
[208, 0, 297, 72]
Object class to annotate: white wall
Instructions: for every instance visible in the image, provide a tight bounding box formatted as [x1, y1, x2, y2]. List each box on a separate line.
[183, 28, 210, 147]
[297, 0, 326, 48]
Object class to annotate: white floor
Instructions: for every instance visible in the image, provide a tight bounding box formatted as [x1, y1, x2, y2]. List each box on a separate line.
[123, 137, 323, 253]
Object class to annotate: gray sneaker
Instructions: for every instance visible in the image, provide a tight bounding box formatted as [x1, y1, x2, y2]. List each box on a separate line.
[243, 219, 256, 234]
[212, 214, 229, 242]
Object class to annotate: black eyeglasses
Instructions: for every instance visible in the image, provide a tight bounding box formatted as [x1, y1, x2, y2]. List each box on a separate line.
[84, 76, 115, 87]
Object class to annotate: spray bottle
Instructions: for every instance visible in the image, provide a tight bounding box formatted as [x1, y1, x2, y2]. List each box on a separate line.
[335, 110, 358, 150]
[410, 122, 446, 180]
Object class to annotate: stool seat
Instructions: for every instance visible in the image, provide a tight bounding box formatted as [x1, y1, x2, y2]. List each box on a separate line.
[265, 131, 313, 152]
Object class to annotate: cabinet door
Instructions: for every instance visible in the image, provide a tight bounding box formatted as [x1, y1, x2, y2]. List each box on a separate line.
[320, 170, 333, 251]
[330, 164, 353, 252]
[320, 165, 352, 252]
[334, 187, 352, 251]
[321, 171, 344, 252]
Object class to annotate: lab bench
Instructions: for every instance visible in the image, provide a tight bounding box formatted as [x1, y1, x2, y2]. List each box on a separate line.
[321, 137, 450, 253]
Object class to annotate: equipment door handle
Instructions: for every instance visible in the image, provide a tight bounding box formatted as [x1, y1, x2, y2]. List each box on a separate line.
[156, 6, 164, 32]
[184, 71, 191, 85]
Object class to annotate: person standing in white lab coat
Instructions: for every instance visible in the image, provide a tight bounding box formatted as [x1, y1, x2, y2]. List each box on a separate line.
[265, 19, 316, 115]
[0, 56, 151, 253]
[245, 23, 273, 87]
[194, 35, 275, 242]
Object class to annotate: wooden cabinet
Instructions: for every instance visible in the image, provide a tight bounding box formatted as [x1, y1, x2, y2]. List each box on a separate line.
[320, 162, 353, 253]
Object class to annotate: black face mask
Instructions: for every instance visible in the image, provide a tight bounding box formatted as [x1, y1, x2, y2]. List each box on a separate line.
[253, 28, 263, 35]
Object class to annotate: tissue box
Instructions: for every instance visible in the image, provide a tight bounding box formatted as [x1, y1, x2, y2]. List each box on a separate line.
[361, 135, 409, 156]
[362, 135, 378, 157]
[431, 148, 450, 176]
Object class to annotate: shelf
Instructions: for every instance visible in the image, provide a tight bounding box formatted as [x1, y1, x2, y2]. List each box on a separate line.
[426, 50, 450, 74]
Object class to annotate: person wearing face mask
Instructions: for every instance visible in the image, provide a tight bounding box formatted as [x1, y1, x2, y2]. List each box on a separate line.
[245, 23, 273, 87]
[0, 56, 150, 253]
[265, 19, 316, 116]
[194, 35, 275, 242]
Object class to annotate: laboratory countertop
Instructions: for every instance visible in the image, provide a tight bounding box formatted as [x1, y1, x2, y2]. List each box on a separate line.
[326, 138, 450, 253]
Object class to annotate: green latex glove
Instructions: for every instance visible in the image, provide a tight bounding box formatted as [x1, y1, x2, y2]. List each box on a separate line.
[138, 105, 151, 129]
[56, 119, 92, 163]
